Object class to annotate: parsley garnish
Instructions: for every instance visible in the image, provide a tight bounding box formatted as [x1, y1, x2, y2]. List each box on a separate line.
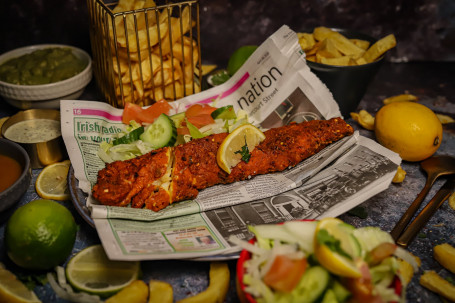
[235, 136, 251, 163]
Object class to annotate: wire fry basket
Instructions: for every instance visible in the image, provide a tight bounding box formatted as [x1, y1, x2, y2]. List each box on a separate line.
[87, 0, 202, 108]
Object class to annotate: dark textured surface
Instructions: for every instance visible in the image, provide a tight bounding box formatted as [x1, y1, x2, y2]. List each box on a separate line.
[0, 62, 454, 302]
[0, 0, 454, 66]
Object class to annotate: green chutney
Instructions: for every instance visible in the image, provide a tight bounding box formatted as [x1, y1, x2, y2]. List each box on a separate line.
[0, 47, 87, 85]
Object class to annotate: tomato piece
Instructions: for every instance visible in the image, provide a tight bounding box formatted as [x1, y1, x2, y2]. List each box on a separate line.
[185, 103, 217, 117]
[177, 127, 190, 135]
[369, 242, 397, 265]
[122, 102, 144, 124]
[263, 255, 307, 293]
[138, 100, 172, 124]
[187, 115, 215, 129]
[343, 261, 382, 303]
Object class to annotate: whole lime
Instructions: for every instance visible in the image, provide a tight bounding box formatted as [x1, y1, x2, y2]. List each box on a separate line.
[227, 45, 258, 76]
[5, 199, 77, 270]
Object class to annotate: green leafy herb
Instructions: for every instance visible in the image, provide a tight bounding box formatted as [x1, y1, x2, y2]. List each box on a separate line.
[186, 120, 206, 139]
[209, 70, 230, 86]
[17, 272, 48, 290]
[316, 229, 352, 260]
[235, 136, 251, 163]
[417, 232, 427, 239]
[446, 276, 455, 285]
[348, 206, 368, 219]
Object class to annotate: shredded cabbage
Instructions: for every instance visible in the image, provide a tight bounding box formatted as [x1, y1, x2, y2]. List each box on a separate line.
[47, 267, 103, 303]
[97, 107, 251, 163]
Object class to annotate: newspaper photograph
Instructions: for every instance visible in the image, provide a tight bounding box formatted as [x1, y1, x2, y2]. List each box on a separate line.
[61, 25, 401, 260]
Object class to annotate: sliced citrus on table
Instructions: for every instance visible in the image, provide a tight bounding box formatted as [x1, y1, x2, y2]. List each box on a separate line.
[216, 124, 266, 174]
[0, 263, 41, 303]
[314, 218, 362, 278]
[66, 244, 141, 298]
[35, 160, 71, 201]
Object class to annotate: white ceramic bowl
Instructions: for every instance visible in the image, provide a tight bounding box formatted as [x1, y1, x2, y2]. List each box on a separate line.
[0, 44, 92, 109]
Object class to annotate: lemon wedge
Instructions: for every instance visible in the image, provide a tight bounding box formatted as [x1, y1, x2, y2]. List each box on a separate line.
[216, 124, 265, 174]
[0, 263, 41, 303]
[314, 218, 362, 278]
[35, 160, 71, 201]
[66, 245, 141, 298]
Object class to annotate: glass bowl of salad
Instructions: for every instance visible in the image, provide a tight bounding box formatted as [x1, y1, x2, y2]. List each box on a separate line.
[234, 218, 418, 303]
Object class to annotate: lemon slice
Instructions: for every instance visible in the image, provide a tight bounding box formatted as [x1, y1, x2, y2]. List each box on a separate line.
[201, 64, 217, 76]
[216, 124, 266, 174]
[0, 263, 41, 303]
[66, 245, 140, 298]
[35, 160, 71, 201]
[314, 218, 362, 278]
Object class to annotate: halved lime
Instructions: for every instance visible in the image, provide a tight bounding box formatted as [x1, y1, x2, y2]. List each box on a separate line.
[66, 245, 140, 298]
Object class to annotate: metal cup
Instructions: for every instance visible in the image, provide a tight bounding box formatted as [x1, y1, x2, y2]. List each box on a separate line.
[1, 109, 67, 168]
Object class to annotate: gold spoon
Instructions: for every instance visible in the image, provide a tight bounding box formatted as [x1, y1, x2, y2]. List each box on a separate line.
[396, 176, 455, 247]
[390, 155, 455, 241]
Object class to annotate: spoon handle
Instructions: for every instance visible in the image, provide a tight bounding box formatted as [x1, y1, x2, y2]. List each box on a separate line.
[390, 177, 435, 240]
[397, 177, 455, 247]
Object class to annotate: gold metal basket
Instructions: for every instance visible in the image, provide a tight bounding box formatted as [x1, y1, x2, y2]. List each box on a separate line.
[87, 0, 202, 108]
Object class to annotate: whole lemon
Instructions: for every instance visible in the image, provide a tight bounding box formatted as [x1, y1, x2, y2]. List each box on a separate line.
[5, 199, 77, 270]
[374, 102, 443, 162]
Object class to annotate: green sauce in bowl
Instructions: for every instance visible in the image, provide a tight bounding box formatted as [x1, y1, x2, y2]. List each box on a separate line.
[0, 47, 87, 85]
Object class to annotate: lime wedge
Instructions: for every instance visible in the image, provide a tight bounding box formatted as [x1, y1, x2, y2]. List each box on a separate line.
[66, 245, 140, 298]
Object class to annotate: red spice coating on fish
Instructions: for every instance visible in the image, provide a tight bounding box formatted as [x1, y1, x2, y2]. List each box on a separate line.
[92, 118, 354, 211]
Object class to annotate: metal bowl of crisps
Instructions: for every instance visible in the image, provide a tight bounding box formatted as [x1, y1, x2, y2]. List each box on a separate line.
[299, 27, 396, 117]
[0, 44, 92, 110]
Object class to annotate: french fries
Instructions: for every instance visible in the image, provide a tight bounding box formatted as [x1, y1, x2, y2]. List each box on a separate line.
[176, 262, 230, 303]
[110, 0, 201, 107]
[383, 93, 418, 104]
[105, 280, 149, 303]
[434, 243, 455, 274]
[420, 271, 455, 302]
[298, 26, 396, 66]
[350, 109, 375, 130]
[392, 166, 406, 183]
[149, 280, 173, 303]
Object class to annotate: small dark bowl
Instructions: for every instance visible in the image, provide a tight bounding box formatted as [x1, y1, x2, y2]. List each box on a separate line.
[306, 28, 384, 117]
[0, 138, 31, 212]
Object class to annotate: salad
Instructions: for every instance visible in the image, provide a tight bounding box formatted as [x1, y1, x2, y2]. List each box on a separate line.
[232, 218, 419, 303]
[98, 101, 250, 163]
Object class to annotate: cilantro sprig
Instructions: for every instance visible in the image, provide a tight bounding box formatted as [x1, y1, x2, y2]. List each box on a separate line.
[235, 136, 251, 163]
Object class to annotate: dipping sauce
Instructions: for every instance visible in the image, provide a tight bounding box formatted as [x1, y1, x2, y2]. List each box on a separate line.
[0, 154, 22, 193]
[4, 119, 61, 143]
[0, 47, 87, 85]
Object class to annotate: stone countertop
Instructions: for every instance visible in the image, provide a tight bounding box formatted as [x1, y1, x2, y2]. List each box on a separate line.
[0, 61, 454, 302]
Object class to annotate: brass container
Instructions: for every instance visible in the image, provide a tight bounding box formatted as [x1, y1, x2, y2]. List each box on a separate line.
[1, 109, 67, 169]
[87, 0, 202, 108]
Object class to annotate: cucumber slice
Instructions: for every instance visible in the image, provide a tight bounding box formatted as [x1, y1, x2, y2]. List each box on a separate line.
[331, 280, 351, 303]
[352, 226, 394, 254]
[294, 266, 330, 302]
[112, 126, 144, 145]
[321, 289, 338, 303]
[140, 114, 176, 148]
[170, 112, 186, 128]
[211, 105, 236, 120]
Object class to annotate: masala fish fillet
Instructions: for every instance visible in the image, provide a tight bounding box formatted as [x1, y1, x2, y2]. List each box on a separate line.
[92, 117, 354, 211]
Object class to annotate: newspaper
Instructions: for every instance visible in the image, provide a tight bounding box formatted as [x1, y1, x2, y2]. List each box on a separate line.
[61, 25, 401, 260]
